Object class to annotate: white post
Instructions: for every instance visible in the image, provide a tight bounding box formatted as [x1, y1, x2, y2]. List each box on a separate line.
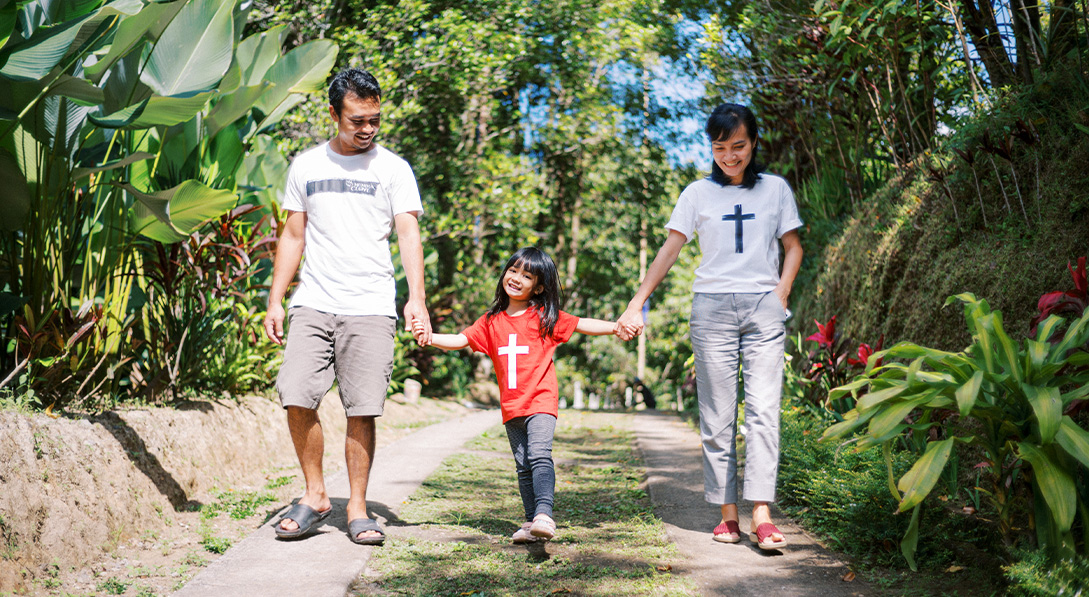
[573, 380, 584, 409]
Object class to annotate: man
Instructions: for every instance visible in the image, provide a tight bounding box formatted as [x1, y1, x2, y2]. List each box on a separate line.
[263, 68, 432, 545]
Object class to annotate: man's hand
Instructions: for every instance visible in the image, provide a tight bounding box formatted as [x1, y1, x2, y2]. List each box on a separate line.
[404, 298, 431, 346]
[264, 302, 286, 345]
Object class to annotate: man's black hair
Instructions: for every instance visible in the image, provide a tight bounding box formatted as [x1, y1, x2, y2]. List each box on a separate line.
[706, 103, 765, 190]
[329, 68, 381, 115]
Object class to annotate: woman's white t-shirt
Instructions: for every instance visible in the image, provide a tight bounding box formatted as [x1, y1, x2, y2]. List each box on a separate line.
[281, 142, 424, 316]
[666, 174, 803, 294]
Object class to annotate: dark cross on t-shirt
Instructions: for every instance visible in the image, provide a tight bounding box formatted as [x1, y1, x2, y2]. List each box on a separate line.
[722, 204, 755, 253]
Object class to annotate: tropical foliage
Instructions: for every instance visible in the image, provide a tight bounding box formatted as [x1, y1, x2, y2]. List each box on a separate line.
[0, 0, 337, 408]
[823, 294, 1089, 568]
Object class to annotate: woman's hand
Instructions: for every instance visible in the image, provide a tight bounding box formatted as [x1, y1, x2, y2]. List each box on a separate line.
[773, 285, 790, 311]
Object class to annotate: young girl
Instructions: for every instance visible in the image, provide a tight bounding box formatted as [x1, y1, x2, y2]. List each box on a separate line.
[412, 247, 619, 543]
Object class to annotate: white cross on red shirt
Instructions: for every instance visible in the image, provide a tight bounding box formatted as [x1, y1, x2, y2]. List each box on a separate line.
[496, 333, 529, 389]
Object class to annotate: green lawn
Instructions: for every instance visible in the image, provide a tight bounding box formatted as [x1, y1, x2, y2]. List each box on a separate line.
[353, 411, 697, 596]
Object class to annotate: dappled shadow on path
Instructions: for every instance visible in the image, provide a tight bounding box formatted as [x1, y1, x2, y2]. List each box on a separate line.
[95, 411, 200, 511]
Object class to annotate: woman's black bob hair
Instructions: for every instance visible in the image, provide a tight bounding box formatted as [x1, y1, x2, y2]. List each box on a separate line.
[486, 247, 563, 339]
[706, 103, 765, 190]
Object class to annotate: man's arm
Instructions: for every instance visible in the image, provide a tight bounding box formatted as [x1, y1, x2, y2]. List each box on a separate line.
[263, 210, 307, 345]
[395, 211, 432, 345]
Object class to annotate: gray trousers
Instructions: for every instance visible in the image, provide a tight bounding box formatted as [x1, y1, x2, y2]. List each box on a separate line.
[690, 292, 786, 505]
[505, 413, 557, 521]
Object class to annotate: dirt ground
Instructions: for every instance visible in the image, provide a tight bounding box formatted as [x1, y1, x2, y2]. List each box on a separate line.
[0, 393, 470, 596]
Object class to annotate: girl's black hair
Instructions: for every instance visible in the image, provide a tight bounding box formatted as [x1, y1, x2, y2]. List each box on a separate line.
[706, 103, 765, 190]
[486, 247, 563, 339]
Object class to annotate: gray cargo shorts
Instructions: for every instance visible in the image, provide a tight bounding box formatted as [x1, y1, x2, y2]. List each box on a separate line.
[275, 305, 397, 417]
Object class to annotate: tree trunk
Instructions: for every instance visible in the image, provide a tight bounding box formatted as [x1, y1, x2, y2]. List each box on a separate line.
[958, 0, 1016, 88]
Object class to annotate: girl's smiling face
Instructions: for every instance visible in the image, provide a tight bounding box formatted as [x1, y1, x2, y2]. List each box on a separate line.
[503, 263, 540, 303]
[711, 124, 754, 185]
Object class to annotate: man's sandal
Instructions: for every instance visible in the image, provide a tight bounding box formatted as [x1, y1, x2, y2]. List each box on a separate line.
[749, 522, 788, 550]
[712, 520, 742, 543]
[348, 518, 386, 546]
[512, 522, 539, 544]
[274, 504, 331, 539]
[529, 514, 556, 541]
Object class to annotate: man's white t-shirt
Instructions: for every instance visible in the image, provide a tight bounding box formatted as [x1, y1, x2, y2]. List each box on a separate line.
[666, 174, 803, 294]
[280, 142, 423, 316]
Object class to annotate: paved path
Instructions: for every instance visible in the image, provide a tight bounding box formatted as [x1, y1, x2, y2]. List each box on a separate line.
[632, 410, 873, 596]
[173, 409, 497, 597]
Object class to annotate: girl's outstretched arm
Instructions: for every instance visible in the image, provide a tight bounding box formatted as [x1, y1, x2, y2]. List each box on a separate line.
[412, 320, 470, 350]
[575, 317, 619, 336]
[429, 333, 470, 350]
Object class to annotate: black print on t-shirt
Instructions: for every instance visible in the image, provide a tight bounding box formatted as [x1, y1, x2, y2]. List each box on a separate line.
[306, 179, 379, 197]
[722, 204, 755, 253]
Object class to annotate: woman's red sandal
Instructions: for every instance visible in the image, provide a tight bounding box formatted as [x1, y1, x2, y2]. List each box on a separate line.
[749, 522, 788, 550]
[712, 520, 742, 543]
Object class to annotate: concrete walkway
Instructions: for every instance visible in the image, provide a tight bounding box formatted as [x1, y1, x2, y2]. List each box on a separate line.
[632, 410, 872, 596]
[173, 409, 497, 597]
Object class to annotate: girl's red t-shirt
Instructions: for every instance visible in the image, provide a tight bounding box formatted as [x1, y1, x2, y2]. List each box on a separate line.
[462, 308, 579, 422]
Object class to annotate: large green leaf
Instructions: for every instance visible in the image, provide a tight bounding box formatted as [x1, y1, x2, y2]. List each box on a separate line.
[901, 504, 921, 571]
[897, 438, 954, 511]
[46, 73, 103, 104]
[71, 150, 154, 180]
[139, 0, 234, 96]
[0, 4, 18, 49]
[205, 83, 270, 137]
[84, 0, 188, 82]
[1018, 442, 1076, 533]
[255, 91, 304, 132]
[954, 370, 983, 416]
[117, 179, 237, 243]
[0, 147, 29, 230]
[1023, 384, 1062, 444]
[88, 97, 148, 127]
[235, 24, 287, 86]
[90, 91, 216, 129]
[1055, 416, 1089, 470]
[253, 39, 337, 117]
[0, 12, 90, 80]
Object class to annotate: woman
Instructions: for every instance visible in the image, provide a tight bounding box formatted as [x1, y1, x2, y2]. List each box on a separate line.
[618, 103, 802, 550]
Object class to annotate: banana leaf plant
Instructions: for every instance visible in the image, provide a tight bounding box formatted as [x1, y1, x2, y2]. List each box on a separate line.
[0, 0, 337, 406]
[823, 293, 1089, 570]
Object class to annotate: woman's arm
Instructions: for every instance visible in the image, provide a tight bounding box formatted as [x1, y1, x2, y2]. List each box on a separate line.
[773, 230, 803, 309]
[617, 229, 688, 339]
[574, 317, 618, 336]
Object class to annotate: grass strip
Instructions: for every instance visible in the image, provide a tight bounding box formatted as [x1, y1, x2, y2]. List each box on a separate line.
[354, 411, 696, 596]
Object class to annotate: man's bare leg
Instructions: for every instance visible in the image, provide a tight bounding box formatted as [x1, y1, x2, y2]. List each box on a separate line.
[280, 406, 332, 532]
[345, 415, 381, 540]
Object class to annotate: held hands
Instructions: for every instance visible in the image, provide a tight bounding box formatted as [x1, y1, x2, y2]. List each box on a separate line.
[411, 319, 432, 346]
[615, 305, 644, 341]
[405, 298, 432, 346]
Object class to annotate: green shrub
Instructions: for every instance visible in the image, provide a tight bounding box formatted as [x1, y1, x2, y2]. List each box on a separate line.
[824, 294, 1089, 568]
[779, 409, 998, 570]
[1005, 550, 1089, 596]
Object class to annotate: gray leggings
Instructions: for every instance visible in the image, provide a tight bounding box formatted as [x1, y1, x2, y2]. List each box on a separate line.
[505, 413, 557, 521]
